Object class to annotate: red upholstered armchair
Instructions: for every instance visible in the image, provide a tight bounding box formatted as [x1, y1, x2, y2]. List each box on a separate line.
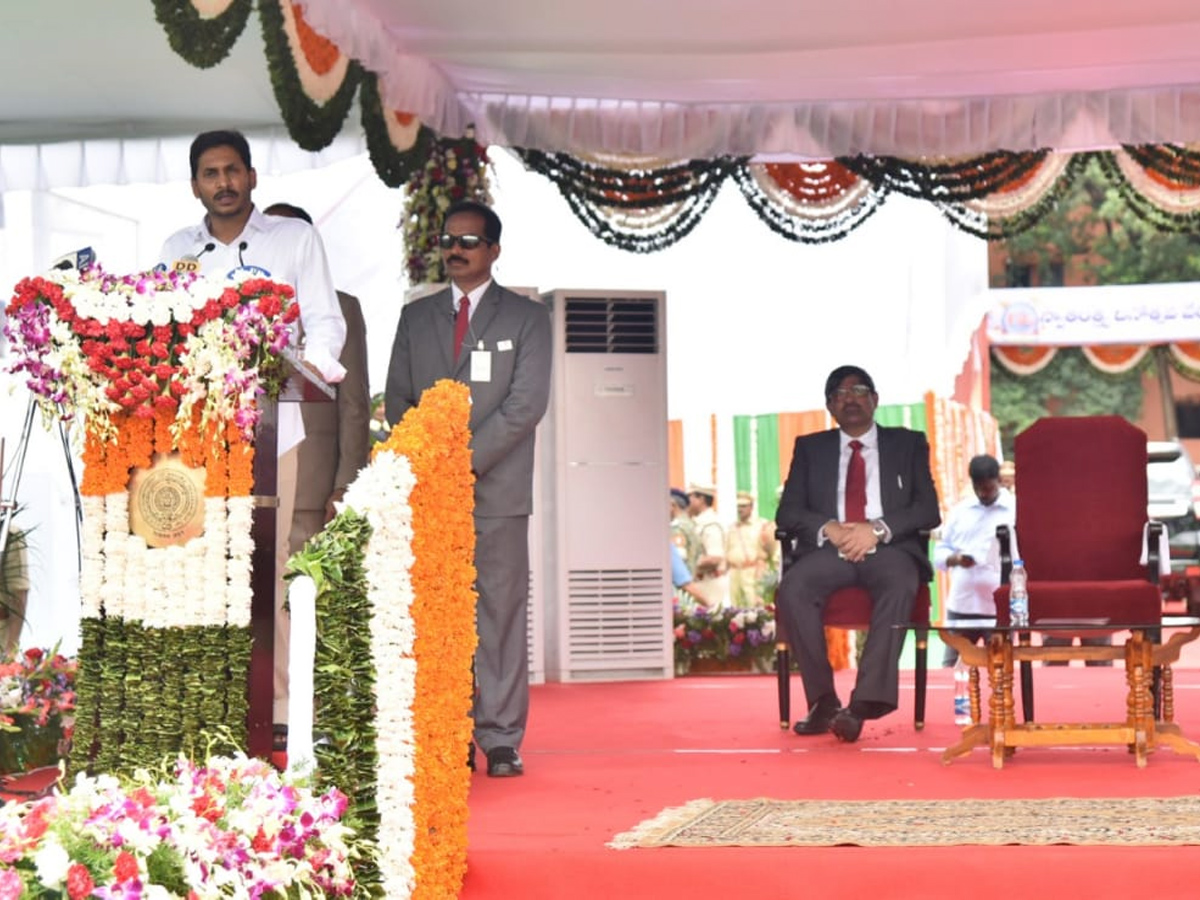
[774, 530, 931, 730]
[995, 416, 1165, 720]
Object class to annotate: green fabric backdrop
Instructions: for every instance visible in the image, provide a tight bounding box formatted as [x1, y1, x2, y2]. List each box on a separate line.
[732, 402, 942, 637]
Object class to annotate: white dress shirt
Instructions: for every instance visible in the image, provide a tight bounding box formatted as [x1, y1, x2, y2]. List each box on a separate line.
[450, 279, 491, 323]
[934, 488, 1017, 615]
[159, 206, 347, 453]
[450, 279, 492, 350]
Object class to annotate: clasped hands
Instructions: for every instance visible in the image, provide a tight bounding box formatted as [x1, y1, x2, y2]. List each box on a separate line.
[826, 520, 879, 563]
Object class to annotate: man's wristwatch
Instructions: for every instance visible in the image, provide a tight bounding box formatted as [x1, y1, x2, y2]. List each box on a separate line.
[871, 520, 887, 540]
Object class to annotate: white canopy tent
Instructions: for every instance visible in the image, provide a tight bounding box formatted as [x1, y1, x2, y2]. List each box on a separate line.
[303, 0, 1200, 158]
[7, 1, 1200, 189]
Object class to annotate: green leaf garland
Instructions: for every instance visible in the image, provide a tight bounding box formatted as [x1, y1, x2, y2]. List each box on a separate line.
[257, 0, 363, 152]
[360, 74, 434, 188]
[287, 509, 383, 897]
[152, 0, 252, 69]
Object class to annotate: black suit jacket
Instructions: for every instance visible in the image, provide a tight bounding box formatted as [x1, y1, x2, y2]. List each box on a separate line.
[775, 426, 941, 580]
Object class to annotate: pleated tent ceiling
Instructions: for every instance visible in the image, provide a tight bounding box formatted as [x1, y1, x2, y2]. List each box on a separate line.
[10, 1, 1200, 174]
[9, 3, 1200, 248]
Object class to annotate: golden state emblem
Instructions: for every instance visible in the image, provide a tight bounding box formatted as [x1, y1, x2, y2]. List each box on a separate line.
[128, 452, 207, 547]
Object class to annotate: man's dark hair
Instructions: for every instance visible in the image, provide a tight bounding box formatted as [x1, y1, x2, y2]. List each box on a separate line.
[968, 454, 1000, 483]
[443, 199, 502, 244]
[189, 130, 252, 179]
[263, 202, 313, 225]
[824, 365, 876, 399]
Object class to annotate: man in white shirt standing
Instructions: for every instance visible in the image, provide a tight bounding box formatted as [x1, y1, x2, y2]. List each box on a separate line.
[934, 454, 1015, 666]
[159, 130, 346, 750]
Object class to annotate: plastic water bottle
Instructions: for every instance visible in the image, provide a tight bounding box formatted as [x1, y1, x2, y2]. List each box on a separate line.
[1009, 559, 1029, 628]
[953, 658, 971, 726]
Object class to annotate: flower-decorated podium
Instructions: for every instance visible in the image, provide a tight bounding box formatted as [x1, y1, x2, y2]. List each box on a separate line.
[4, 263, 480, 897]
[5, 265, 301, 774]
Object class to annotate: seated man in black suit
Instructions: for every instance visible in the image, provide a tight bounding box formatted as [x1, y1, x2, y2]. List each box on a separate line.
[775, 365, 941, 742]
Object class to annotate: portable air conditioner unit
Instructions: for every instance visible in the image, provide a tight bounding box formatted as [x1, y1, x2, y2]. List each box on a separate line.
[526, 437, 546, 684]
[540, 289, 672, 682]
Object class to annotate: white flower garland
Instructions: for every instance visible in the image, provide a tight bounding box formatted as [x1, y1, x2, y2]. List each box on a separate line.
[341, 450, 418, 899]
[79, 493, 256, 630]
[79, 495, 106, 618]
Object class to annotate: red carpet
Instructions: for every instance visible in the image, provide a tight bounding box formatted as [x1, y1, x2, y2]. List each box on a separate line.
[463, 666, 1200, 900]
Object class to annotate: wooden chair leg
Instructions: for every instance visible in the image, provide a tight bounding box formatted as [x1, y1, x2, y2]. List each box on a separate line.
[914, 628, 927, 730]
[1020, 659, 1035, 722]
[776, 645, 790, 729]
[1011, 628, 1033, 722]
[1150, 627, 1163, 720]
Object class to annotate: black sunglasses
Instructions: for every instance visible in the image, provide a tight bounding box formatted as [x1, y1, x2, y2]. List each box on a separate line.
[438, 233, 492, 251]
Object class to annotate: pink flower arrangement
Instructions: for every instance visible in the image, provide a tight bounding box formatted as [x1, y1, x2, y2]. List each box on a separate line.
[4, 265, 300, 441]
[0, 753, 363, 898]
[0, 648, 76, 731]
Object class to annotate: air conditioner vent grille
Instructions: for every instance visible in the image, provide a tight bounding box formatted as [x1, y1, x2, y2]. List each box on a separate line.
[565, 568, 668, 659]
[563, 297, 659, 354]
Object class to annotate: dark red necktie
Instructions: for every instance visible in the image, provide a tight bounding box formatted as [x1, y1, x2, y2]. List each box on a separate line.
[453, 296, 470, 363]
[845, 439, 867, 522]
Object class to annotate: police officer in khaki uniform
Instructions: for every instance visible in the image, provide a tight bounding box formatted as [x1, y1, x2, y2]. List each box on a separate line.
[687, 483, 728, 609]
[726, 491, 779, 607]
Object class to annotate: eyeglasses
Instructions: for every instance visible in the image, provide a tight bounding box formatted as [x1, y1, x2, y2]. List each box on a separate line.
[438, 233, 492, 251]
[830, 385, 873, 400]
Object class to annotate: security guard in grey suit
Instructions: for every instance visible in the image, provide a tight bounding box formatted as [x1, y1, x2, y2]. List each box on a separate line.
[385, 200, 552, 777]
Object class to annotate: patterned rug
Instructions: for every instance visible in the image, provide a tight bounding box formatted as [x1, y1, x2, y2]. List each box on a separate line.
[608, 796, 1200, 848]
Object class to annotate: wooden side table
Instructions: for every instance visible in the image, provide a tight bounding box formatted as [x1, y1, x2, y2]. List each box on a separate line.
[939, 618, 1200, 768]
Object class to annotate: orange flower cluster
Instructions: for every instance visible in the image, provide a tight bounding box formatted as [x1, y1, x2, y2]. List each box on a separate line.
[290, 1, 340, 76]
[766, 161, 860, 203]
[375, 379, 476, 900]
[81, 408, 254, 499]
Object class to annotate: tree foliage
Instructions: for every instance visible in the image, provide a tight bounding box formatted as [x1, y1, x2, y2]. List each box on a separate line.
[990, 348, 1146, 454]
[995, 154, 1200, 287]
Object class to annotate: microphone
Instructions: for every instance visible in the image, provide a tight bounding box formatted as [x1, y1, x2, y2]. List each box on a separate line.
[50, 247, 96, 271]
[174, 241, 216, 275]
[237, 241, 248, 267]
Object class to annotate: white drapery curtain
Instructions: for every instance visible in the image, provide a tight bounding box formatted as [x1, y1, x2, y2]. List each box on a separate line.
[297, 0, 1200, 159]
[0, 130, 367, 193]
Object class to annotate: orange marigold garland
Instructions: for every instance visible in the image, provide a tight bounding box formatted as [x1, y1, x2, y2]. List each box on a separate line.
[374, 379, 476, 899]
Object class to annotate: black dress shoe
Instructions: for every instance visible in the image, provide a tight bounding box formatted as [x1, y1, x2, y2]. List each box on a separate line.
[468, 743, 477, 772]
[793, 698, 841, 735]
[485, 746, 524, 777]
[830, 708, 864, 743]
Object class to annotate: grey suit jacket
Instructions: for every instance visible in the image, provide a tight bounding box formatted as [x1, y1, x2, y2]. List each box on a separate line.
[384, 282, 552, 518]
[295, 291, 372, 512]
[775, 426, 941, 579]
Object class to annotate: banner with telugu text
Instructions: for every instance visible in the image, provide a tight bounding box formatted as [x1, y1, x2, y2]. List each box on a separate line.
[986, 283, 1200, 346]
